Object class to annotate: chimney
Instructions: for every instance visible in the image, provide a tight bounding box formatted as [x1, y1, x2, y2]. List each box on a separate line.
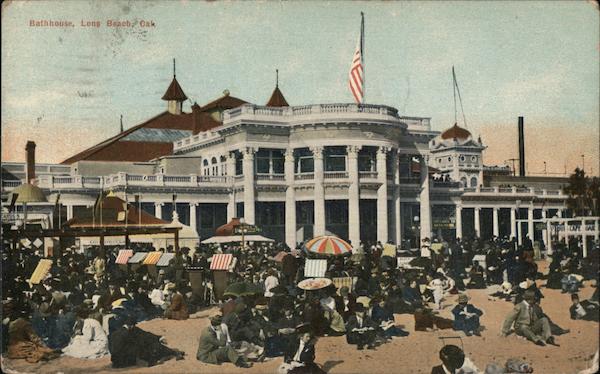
[25, 141, 36, 184]
[518, 116, 525, 177]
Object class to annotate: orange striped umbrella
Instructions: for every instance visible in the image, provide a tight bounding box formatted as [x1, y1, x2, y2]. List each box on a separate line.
[304, 235, 353, 256]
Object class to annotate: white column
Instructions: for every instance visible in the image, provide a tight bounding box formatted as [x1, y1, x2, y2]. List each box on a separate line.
[312, 146, 325, 237]
[455, 204, 462, 239]
[155, 202, 163, 220]
[510, 207, 516, 240]
[227, 152, 237, 221]
[284, 149, 297, 249]
[347, 146, 361, 247]
[528, 206, 534, 242]
[227, 190, 236, 222]
[376, 146, 389, 243]
[189, 202, 198, 232]
[557, 209, 563, 218]
[242, 147, 256, 224]
[492, 207, 499, 238]
[474, 207, 481, 238]
[393, 151, 402, 245]
[582, 233, 588, 258]
[594, 219, 599, 241]
[419, 156, 432, 240]
[66, 204, 74, 220]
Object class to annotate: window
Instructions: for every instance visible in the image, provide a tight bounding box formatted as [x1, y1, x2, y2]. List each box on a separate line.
[324, 146, 346, 172]
[255, 149, 285, 174]
[358, 148, 376, 172]
[470, 177, 478, 187]
[448, 157, 452, 162]
[438, 158, 442, 164]
[295, 148, 314, 173]
[460, 177, 467, 187]
[471, 156, 477, 162]
[235, 152, 243, 175]
[459, 155, 465, 162]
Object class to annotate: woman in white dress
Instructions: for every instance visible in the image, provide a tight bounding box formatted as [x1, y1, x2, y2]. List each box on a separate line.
[62, 308, 109, 359]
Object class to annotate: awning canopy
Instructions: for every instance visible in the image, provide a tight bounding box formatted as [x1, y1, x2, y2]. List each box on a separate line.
[201, 234, 274, 244]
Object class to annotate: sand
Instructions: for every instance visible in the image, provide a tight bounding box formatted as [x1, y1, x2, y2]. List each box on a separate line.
[3, 266, 598, 374]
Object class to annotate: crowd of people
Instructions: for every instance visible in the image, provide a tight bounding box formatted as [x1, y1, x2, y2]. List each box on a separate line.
[1, 232, 598, 373]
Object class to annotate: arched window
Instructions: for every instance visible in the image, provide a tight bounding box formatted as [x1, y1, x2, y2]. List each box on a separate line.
[470, 177, 478, 187]
[203, 159, 209, 166]
[460, 177, 467, 187]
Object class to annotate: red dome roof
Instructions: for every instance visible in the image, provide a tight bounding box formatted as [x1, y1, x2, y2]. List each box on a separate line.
[441, 123, 471, 140]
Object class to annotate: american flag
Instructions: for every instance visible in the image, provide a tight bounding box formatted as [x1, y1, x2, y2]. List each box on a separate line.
[349, 13, 365, 104]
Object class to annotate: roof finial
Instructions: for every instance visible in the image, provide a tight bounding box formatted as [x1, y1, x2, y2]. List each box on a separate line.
[276, 69, 279, 88]
[120, 114, 124, 133]
[173, 58, 176, 78]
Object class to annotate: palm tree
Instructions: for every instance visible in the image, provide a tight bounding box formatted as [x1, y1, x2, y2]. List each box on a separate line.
[563, 168, 598, 216]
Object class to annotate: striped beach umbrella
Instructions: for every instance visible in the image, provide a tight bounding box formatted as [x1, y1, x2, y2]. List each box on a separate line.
[304, 235, 353, 256]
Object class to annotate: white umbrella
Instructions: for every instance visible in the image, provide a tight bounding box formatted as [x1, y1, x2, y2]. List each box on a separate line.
[201, 234, 274, 244]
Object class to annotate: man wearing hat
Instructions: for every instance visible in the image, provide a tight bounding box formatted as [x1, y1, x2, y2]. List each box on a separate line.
[345, 304, 377, 350]
[451, 293, 483, 336]
[196, 314, 251, 368]
[500, 290, 558, 346]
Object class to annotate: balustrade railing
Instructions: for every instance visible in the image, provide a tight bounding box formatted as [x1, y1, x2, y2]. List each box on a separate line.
[295, 173, 314, 180]
[359, 171, 378, 179]
[256, 174, 285, 181]
[324, 171, 349, 179]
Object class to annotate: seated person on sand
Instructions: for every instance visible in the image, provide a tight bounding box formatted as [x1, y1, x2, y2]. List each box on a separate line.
[369, 296, 409, 339]
[466, 261, 486, 289]
[196, 314, 251, 368]
[62, 307, 109, 359]
[451, 293, 483, 336]
[267, 308, 301, 357]
[500, 289, 559, 347]
[319, 289, 346, 336]
[6, 312, 60, 363]
[569, 293, 600, 322]
[164, 284, 189, 320]
[431, 344, 479, 374]
[281, 329, 326, 374]
[345, 304, 377, 350]
[109, 315, 184, 368]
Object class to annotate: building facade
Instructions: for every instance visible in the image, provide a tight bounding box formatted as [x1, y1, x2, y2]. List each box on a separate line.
[3, 73, 589, 251]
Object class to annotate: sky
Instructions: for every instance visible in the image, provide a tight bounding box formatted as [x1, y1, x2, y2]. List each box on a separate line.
[2, 0, 599, 176]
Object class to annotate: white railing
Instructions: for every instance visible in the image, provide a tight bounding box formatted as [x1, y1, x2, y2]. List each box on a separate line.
[359, 171, 378, 179]
[295, 173, 314, 180]
[255, 174, 285, 181]
[324, 171, 349, 179]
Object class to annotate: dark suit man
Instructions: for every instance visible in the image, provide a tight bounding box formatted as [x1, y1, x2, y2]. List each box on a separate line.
[196, 315, 250, 367]
[431, 344, 465, 374]
[345, 304, 376, 350]
[284, 331, 325, 374]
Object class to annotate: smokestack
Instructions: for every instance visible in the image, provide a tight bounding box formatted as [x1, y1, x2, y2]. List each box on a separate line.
[518, 116, 525, 177]
[25, 141, 36, 184]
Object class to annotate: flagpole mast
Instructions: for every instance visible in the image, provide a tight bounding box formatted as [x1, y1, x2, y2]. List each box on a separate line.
[361, 11, 365, 105]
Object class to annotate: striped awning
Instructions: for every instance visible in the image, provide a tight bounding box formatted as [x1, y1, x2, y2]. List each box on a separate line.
[128, 252, 148, 264]
[30, 259, 53, 285]
[304, 259, 327, 278]
[156, 253, 175, 267]
[332, 276, 354, 293]
[210, 254, 233, 271]
[116, 249, 134, 265]
[143, 252, 163, 265]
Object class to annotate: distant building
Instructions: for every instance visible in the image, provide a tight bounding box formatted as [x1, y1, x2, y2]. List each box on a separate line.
[3, 69, 587, 250]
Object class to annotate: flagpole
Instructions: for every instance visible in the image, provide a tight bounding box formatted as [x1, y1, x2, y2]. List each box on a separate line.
[360, 11, 365, 105]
